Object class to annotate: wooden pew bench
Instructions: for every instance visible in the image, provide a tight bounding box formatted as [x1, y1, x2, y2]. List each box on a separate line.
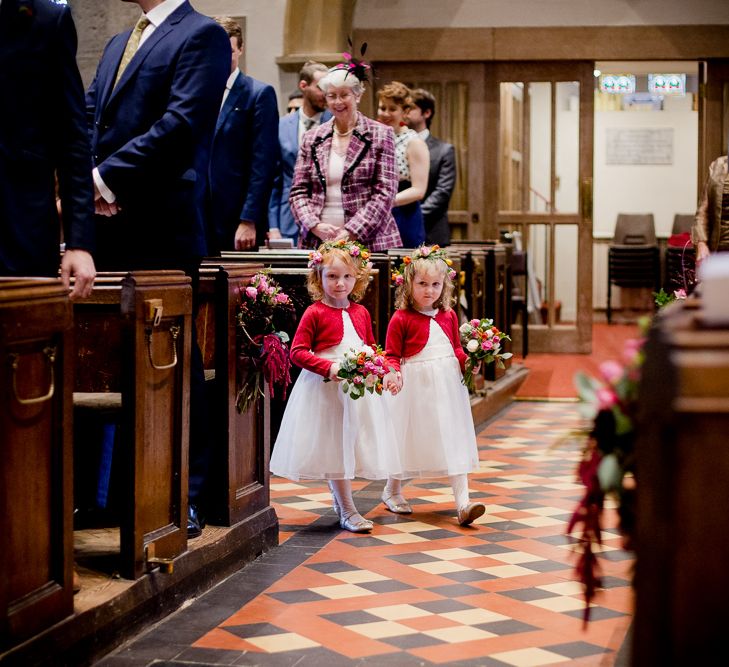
[0, 278, 74, 648]
[196, 263, 276, 527]
[73, 271, 192, 580]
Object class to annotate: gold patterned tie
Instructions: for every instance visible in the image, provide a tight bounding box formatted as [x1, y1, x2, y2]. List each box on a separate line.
[113, 16, 151, 88]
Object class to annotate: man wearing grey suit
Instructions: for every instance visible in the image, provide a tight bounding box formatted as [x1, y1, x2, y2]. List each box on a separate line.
[408, 89, 456, 247]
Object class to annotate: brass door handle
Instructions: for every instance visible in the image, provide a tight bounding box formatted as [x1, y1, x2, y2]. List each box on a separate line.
[9, 346, 57, 405]
[581, 177, 593, 221]
[145, 324, 180, 371]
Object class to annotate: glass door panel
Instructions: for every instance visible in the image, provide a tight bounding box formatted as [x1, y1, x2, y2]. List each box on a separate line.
[493, 62, 593, 353]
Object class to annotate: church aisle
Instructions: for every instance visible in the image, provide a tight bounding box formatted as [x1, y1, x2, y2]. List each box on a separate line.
[98, 402, 633, 666]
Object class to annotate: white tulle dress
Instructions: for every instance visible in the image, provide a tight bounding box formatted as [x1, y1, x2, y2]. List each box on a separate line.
[387, 316, 479, 477]
[270, 309, 403, 481]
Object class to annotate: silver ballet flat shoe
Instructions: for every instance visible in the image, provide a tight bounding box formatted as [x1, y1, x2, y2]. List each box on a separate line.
[457, 502, 486, 526]
[339, 513, 373, 533]
[382, 495, 413, 514]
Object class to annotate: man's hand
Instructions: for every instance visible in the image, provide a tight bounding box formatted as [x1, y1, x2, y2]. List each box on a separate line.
[61, 249, 96, 300]
[235, 220, 257, 249]
[267, 228, 282, 240]
[93, 177, 120, 216]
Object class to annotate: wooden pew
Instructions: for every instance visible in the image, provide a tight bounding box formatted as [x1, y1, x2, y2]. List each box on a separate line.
[73, 271, 192, 579]
[0, 278, 74, 647]
[196, 263, 273, 527]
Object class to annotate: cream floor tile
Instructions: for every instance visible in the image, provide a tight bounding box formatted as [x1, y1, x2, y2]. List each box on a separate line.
[410, 561, 471, 575]
[298, 492, 334, 502]
[491, 481, 535, 489]
[246, 633, 320, 653]
[528, 596, 586, 612]
[537, 581, 584, 596]
[328, 570, 390, 584]
[513, 516, 566, 528]
[418, 494, 456, 504]
[423, 548, 480, 561]
[440, 608, 510, 625]
[270, 482, 307, 491]
[345, 621, 418, 639]
[423, 625, 496, 643]
[282, 500, 330, 511]
[375, 533, 428, 545]
[488, 551, 546, 565]
[542, 482, 583, 491]
[490, 646, 568, 666]
[309, 584, 375, 599]
[525, 506, 569, 516]
[386, 521, 439, 533]
[364, 604, 433, 621]
[477, 564, 537, 578]
[483, 504, 516, 514]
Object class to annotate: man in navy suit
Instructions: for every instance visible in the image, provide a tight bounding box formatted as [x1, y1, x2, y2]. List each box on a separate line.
[86, 0, 230, 538]
[0, 0, 95, 297]
[87, 0, 229, 269]
[408, 89, 457, 247]
[209, 17, 278, 251]
[268, 61, 330, 246]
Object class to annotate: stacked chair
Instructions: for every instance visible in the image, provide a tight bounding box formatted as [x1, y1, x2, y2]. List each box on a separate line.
[664, 213, 697, 295]
[607, 213, 660, 323]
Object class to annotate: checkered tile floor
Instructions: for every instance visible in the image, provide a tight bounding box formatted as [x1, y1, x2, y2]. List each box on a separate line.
[99, 402, 633, 666]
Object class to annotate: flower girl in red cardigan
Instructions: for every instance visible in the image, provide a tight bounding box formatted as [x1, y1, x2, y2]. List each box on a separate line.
[384, 246, 485, 526]
[270, 240, 401, 533]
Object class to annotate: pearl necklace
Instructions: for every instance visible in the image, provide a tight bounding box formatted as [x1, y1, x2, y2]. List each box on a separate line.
[334, 125, 354, 137]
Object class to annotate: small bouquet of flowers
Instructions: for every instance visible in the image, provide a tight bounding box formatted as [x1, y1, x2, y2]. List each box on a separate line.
[236, 272, 296, 413]
[333, 344, 391, 400]
[458, 318, 512, 391]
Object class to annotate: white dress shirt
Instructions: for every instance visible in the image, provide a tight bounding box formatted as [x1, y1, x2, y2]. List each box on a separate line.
[221, 69, 240, 108]
[298, 110, 323, 144]
[417, 128, 430, 141]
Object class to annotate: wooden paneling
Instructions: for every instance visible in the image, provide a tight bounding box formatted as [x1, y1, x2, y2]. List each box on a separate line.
[0, 279, 73, 647]
[356, 26, 729, 63]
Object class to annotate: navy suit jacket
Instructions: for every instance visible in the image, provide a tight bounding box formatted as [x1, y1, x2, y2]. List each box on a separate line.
[268, 109, 331, 241]
[208, 72, 278, 252]
[0, 0, 94, 276]
[85, 1, 229, 269]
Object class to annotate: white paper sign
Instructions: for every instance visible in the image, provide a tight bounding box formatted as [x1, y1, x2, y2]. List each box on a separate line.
[606, 128, 673, 165]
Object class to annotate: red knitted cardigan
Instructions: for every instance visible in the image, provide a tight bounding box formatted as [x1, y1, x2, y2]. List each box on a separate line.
[289, 301, 376, 378]
[385, 308, 467, 373]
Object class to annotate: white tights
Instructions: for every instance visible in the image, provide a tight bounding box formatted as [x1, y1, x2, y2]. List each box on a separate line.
[384, 474, 470, 510]
[328, 480, 366, 522]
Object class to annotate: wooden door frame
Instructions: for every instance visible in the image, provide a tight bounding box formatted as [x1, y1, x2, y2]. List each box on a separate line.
[488, 61, 594, 354]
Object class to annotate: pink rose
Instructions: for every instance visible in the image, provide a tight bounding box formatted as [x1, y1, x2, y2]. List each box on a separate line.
[470, 319, 480, 327]
[599, 360, 624, 384]
[420, 246, 431, 257]
[245, 286, 258, 299]
[597, 387, 618, 409]
[482, 340, 494, 350]
[353, 376, 363, 385]
[275, 293, 289, 303]
[350, 246, 360, 257]
[394, 274, 404, 286]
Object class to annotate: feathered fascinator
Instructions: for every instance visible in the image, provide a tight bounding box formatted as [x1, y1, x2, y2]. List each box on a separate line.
[333, 38, 373, 85]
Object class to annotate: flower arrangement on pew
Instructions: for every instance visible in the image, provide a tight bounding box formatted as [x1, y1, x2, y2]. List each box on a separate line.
[236, 272, 296, 413]
[569, 320, 648, 622]
[333, 345, 391, 400]
[458, 318, 512, 392]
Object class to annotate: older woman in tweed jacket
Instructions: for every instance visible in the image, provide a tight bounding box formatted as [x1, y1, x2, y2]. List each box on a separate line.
[289, 66, 402, 251]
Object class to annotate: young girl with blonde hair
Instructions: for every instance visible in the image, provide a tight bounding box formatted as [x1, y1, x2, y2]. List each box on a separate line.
[384, 246, 485, 525]
[270, 240, 401, 532]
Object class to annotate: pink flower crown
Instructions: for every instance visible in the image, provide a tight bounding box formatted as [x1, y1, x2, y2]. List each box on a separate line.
[391, 245, 457, 286]
[308, 239, 371, 269]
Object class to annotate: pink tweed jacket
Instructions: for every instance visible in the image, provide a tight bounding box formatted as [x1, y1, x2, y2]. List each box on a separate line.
[289, 112, 402, 251]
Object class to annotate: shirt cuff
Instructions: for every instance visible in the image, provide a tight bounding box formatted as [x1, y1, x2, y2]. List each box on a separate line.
[93, 168, 116, 203]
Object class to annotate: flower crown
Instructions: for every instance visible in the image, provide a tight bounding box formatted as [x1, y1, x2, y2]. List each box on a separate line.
[308, 239, 371, 269]
[332, 39, 372, 85]
[391, 245, 457, 286]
